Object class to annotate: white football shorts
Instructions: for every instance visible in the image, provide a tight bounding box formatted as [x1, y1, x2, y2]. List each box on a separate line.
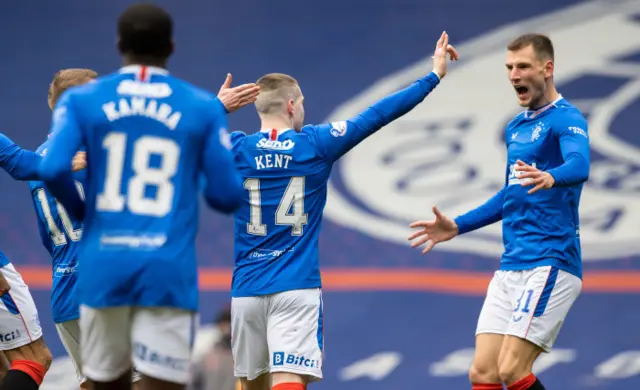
[476, 265, 582, 352]
[56, 319, 142, 385]
[231, 288, 324, 381]
[0, 263, 43, 350]
[79, 305, 197, 384]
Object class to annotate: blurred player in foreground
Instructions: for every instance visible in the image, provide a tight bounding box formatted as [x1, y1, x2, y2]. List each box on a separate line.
[229, 32, 458, 390]
[38, 3, 256, 390]
[408, 34, 589, 390]
[29, 64, 255, 390]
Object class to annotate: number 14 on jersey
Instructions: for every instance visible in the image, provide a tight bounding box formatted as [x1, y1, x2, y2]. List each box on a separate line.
[244, 177, 308, 236]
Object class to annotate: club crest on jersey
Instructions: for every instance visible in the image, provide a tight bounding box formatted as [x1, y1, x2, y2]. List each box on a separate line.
[330, 121, 347, 137]
[530, 122, 544, 142]
[322, 2, 640, 261]
[256, 138, 295, 151]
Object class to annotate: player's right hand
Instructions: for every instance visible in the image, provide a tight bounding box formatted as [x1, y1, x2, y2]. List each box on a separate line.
[0, 272, 10, 296]
[72, 151, 87, 172]
[407, 206, 458, 254]
[217, 73, 261, 113]
[432, 31, 459, 79]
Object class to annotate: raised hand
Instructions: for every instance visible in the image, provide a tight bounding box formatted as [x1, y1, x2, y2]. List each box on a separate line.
[432, 31, 460, 79]
[217, 73, 261, 113]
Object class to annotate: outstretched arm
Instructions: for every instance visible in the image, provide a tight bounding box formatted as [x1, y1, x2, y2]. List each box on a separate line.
[315, 31, 459, 162]
[454, 187, 505, 234]
[407, 189, 505, 255]
[0, 134, 42, 181]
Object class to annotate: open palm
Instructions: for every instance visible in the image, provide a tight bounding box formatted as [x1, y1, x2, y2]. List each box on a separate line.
[408, 206, 459, 254]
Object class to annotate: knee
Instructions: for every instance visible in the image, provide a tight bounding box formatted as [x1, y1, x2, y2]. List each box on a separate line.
[498, 356, 529, 386]
[469, 363, 500, 384]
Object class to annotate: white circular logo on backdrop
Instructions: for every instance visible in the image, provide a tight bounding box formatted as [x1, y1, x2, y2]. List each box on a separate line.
[323, 0, 640, 262]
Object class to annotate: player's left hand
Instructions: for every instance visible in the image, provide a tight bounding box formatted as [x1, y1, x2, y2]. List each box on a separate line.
[217, 73, 260, 113]
[72, 151, 87, 172]
[515, 159, 555, 194]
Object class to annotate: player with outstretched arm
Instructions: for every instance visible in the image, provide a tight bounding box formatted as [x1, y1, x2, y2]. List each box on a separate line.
[230, 32, 458, 390]
[408, 34, 589, 390]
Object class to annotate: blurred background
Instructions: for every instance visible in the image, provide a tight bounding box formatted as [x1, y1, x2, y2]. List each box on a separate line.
[1, 0, 640, 388]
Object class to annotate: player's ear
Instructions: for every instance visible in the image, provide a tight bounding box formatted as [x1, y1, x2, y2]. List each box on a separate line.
[287, 99, 295, 116]
[169, 40, 175, 57]
[543, 60, 554, 79]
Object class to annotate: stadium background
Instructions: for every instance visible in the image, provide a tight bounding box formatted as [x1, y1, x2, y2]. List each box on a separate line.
[1, 0, 640, 388]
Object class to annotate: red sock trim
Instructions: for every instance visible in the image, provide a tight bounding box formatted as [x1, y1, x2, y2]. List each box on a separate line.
[473, 383, 503, 390]
[10, 359, 47, 386]
[507, 373, 536, 390]
[272, 383, 305, 390]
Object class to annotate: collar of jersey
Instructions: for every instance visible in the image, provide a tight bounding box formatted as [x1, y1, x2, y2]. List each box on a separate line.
[119, 65, 169, 76]
[260, 128, 294, 136]
[524, 94, 563, 119]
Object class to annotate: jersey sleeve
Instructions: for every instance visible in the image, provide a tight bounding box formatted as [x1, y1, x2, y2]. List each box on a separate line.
[0, 133, 41, 181]
[454, 187, 505, 235]
[39, 91, 86, 220]
[546, 111, 590, 187]
[454, 161, 509, 235]
[200, 101, 244, 214]
[311, 72, 441, 162]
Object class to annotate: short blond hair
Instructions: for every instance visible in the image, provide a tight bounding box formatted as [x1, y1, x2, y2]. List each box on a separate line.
[254, 73, 300, 115]
[48, 68, 98, 109]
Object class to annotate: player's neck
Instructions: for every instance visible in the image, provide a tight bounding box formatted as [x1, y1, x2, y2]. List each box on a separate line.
[122, 55, 167, 69]
[260, 117, 293, 131]
[529, 83, 559, 110]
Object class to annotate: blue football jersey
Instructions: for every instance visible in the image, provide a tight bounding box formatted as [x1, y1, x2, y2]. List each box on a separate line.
[29, 139, 85, 323]
[231, 72, 441, 297]
[0, 132, 43, 268]
[39, 65, 244, 311]
[456, 96, 590, 278]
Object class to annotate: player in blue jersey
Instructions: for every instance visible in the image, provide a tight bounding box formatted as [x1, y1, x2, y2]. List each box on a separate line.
[0, 133, 57, 390]
[408, 34, 589, 390]
[30, 64, 257, 390]
[29, 67, 144, 390]
[29, 68, 95, 390]
[38, 4, 253, 390]
[229, 32, 458, 390]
